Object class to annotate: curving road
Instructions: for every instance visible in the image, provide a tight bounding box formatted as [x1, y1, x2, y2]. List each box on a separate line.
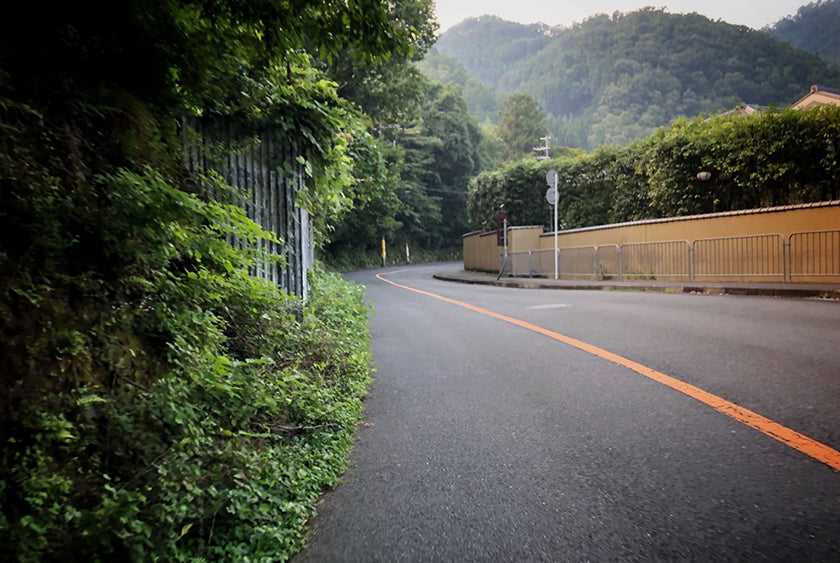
[295, 262, 840, 562]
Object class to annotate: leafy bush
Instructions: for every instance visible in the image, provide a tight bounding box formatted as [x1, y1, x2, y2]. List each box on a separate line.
[0, 163, 373, 562]
[467, 106, 840, 231]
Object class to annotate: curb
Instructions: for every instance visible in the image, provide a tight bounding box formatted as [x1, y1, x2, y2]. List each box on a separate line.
[433, 273, 840, 300]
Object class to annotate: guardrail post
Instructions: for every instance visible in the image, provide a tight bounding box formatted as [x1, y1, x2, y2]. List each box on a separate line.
[528, 250, 533, 277]
[618, 245, 623, 281]
[595, 246, 601, 281]
[784, 236, 790, 283]
[689, 243, 694, 281]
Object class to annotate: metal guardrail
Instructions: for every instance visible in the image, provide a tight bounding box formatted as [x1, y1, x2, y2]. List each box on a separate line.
[558, 246, 598, 278]
[500, 230, 840, 282]
[621, 240, 690, 279]
[790, 230, 840, 278]
[693, 234, 785, 279]
[596, 245, 621, 280]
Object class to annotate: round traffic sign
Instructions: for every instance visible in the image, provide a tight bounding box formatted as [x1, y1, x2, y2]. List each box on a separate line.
[546, 169, 558, 186]
[545, 187, 559, 205]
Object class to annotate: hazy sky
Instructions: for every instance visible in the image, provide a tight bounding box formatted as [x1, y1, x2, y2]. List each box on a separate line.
[434, 1, 808, 32]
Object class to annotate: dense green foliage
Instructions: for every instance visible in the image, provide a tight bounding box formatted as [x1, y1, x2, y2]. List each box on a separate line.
[323, 80, 484, 265]
[768, 1, 840, 64]
[496, 93, 549, 160]
[416, 49, 503, 125]
[433, 16, 554, 89]
[0, 167, 373, 561]
[0, 1, 434, 560]
[468, 106, 840, 231]
[435, 9, 840, 149]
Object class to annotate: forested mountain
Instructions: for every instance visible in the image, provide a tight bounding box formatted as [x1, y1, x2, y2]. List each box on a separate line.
[416, 50, 503, 124]
[433, 16, 556, 89]
[434, 8, 840, 148]
[767, 1, 840, 64]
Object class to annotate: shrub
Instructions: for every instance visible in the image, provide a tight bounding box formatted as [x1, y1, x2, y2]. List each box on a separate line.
[0, 163, 373, 562]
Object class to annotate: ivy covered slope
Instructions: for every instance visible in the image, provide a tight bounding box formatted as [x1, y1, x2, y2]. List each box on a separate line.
[435, 8, 840, 148]
[0, 1, 432, 561]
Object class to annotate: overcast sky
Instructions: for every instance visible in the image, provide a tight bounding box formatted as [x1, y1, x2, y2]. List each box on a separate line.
[434, 1, 808, 32]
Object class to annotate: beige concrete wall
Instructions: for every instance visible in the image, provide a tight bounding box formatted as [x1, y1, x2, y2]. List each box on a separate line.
[509, 226, 544, 253]
[536, 203, 840, 250]
[464, 201, 840, 282]
[463, 226, 544, 272]
[462, 231, 500, 271]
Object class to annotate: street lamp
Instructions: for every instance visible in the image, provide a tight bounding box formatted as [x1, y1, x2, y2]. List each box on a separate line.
[697, 171, 715, 212]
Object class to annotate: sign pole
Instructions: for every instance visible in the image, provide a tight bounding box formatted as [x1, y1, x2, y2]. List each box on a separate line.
[503, 217, 508, 257]
[545, 169, 560, 280]
[553, 173, 558, 280]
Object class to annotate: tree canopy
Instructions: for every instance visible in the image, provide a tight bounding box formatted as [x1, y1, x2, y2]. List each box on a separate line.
[496, 92, 549, 160]
[768, 0, 840, 64]
[468, 106, 840, 232]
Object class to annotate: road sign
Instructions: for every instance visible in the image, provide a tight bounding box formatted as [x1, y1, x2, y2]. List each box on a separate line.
[545, 187, 559, 205]
[546, 169, 558, 186]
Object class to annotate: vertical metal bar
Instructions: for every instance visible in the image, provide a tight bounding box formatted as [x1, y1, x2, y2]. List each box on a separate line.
[688, 242, 694, 281]
[784, 236, 790, 282]
[595, 246, 600, 280]
[618, 245, 623, 281]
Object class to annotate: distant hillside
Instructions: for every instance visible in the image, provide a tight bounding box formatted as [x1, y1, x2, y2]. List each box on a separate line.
[434, 16, 555, 89]
[416, 50, 503, 124]
[434, 8, 840, 148]
[767, 0, 840, 64]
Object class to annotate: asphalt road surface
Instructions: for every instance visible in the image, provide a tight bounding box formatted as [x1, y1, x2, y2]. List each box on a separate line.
[295, 263, 840, 562]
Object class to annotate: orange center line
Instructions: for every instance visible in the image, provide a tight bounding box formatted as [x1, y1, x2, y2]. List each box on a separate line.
[376, 272, 840, 473]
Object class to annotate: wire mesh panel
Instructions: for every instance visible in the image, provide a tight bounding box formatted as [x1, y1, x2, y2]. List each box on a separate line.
[790, 230, 840, 277]
[693, 234, 785, 279]
[620, 241, 690, 279]
[558, 246, 598, 278]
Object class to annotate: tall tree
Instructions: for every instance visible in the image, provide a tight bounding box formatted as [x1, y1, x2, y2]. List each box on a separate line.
[496, 93, 549, 160]
[413, 83, 483, 245]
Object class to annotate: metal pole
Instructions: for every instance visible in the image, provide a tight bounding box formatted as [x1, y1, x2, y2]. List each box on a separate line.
[503, 218, 508, 258]
[553, 174, 558, 280]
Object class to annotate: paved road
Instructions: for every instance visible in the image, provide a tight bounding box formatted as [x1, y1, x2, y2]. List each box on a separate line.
[295, 263, 840, 562]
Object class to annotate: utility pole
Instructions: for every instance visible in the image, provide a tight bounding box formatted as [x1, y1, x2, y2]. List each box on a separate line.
[533, 135, 551, 161]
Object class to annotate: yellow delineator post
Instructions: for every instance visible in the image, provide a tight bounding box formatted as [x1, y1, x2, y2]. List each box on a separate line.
[381, 236, 386, 267]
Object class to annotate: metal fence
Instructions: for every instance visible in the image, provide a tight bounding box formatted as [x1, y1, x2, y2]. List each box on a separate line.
[693, 234, 785, 279]
[183, 118, 313, 298]
[621, 240, 690, 279]
[790, 230, 840, 278]
[500, 230, 840, 282]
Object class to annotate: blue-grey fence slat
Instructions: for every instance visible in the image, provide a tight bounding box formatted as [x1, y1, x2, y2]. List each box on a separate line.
[182, 117, 313, 298]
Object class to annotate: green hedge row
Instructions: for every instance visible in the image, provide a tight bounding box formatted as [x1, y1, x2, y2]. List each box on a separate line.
[468, 105, 840, 231]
